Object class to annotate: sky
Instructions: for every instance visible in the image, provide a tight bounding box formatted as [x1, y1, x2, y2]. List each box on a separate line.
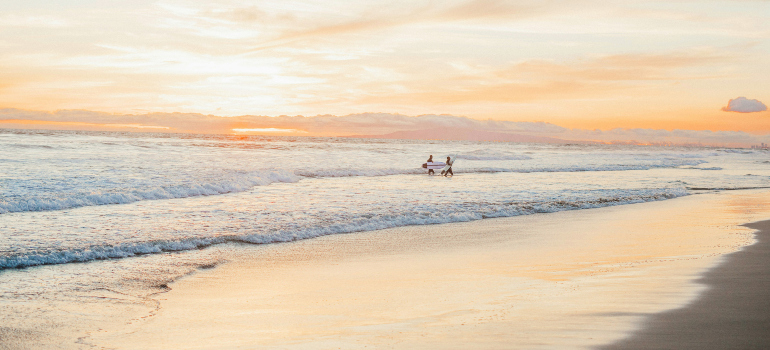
[0, 0, 768, 142]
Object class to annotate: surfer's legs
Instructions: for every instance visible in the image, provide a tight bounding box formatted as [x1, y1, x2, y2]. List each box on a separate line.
[444, 168, 453, 176]
[428, 169, 434, 175]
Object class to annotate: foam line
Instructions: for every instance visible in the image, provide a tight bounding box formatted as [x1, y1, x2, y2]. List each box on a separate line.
[0, 170, 300, 214]
[0, 160, 706, 215]
[0, 188, 688, 270]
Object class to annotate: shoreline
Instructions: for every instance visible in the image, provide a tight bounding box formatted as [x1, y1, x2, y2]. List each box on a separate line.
[601, 219, 770, 349]
[87, 190, 770, 349]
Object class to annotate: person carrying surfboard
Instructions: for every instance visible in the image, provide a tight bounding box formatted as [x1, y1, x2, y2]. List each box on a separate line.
[442, 156, 454, 177]
[422, 156, 445, 175]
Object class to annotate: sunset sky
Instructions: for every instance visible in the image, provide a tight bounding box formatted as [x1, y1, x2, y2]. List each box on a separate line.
[1, 0, 768, 139]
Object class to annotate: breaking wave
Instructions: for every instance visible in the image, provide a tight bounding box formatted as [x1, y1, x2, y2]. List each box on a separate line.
[1, 159, 707, 215]
[0, 170, 300, 214]
[455, 150, 533, 161]
[0, 187, 688, 269]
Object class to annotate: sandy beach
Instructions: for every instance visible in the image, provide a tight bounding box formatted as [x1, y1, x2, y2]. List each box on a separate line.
[85, 190, 770, 349]
[602, 219, 770, 350]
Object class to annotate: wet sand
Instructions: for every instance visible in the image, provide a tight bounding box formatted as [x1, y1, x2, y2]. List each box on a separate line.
[86, 191, 770, 349]
[601, 219, 770, 350]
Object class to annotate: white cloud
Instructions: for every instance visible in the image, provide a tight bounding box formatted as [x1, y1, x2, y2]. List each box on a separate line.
[0, 15, 71, 28]
[721, 97, 767, 113]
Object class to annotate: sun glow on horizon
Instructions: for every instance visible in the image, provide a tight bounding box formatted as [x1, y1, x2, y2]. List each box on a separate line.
[232, 128, 308, 134]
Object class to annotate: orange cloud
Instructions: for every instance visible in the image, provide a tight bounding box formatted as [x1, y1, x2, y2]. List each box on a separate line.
[0, 119, 170, 130]
[3, 108, 768, 147]
[348, 48, 736, 108]
[436, 0, 555, 21]
[242, 0, 565, 54]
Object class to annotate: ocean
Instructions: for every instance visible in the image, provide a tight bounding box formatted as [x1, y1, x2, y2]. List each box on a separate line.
[1, 128, 769, 346]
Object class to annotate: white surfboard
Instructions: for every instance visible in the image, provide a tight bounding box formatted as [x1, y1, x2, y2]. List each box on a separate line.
[423, 162, 446, 170]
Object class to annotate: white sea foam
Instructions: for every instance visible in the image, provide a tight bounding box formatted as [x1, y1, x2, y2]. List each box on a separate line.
[296, 158, 706, 177]
[294, 168, 417, 178]
[0, 159, 707, 215]
[0, 170, 300, 214]
[455, 150, 533, 161]
[718, 149, 754, 154]
[0, 238, 228, 269]
[0, 187, 688, 269]
[673, 152, 719, 158]
[466, 159, 706, 174]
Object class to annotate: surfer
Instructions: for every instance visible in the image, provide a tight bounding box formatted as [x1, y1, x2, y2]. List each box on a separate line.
[442, 156, 453, 177]
[427, 155, 434, 175]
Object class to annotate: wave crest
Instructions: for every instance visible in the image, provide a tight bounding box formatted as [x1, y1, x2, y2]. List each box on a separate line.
[0, 170, 299, 214]
[0, 187, 688, 270]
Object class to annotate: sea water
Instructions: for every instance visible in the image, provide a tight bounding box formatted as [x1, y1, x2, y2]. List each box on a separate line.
[1, 128, 769, 346]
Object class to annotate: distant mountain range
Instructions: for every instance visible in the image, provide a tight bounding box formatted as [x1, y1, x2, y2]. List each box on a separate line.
[344, 127, 590, 144]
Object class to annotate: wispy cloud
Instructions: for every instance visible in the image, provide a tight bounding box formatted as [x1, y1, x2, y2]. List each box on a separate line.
[349, 48, 738, 107]
[0, 15, 71, 28]
[188, 0, 576, 54]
